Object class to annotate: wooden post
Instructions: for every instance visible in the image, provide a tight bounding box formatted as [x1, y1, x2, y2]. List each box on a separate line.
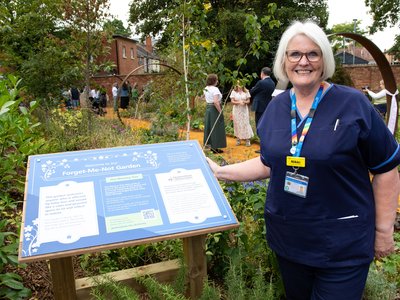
[49, 257, 77, 300]
[183, 235, 207, 299]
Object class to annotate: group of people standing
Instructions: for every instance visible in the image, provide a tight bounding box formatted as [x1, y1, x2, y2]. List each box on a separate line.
[205, 20, 400, 299]
[89, 86, 108, 114]
[112, 81, 140, 112]
[62, 87, 81, 110]
[62, 81, 141, 113]
[203, 67, 275, 153]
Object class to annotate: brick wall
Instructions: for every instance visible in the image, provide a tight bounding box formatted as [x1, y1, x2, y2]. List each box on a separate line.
[343, 64, 400, 91]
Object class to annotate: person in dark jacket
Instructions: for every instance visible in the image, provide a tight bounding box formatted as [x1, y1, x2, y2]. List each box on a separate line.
[250, 67, 276, 129]
[70, 87, 80, 109]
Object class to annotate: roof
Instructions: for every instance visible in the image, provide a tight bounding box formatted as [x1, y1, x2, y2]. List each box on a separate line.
[335, 51, 370, 64]
[112, 34, 158, 59]
[136, 44, 157, 59]
[112, 34, 139, 43]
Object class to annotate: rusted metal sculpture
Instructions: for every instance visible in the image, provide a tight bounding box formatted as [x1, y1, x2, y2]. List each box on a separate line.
[335, 32, 398, 135]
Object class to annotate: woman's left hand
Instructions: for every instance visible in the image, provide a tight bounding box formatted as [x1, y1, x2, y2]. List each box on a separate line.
[375, 229, 395, 259]
[372, 167, 400, 260]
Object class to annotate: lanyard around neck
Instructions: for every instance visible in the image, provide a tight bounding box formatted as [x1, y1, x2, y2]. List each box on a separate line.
[290, 84, 324, 157]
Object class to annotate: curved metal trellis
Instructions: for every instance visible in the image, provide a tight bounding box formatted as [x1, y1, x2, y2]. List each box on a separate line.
[114, 63, 183, 127]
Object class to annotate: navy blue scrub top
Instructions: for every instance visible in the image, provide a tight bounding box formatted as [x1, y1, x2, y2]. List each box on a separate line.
[258, 84, 400, 268]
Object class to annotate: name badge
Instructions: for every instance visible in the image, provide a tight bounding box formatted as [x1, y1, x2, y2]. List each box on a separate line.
[286, 156, 306, 168]
[284, 171, 309, 198]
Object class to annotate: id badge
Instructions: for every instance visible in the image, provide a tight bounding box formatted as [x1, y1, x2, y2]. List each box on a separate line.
[284, 171, 309, 198]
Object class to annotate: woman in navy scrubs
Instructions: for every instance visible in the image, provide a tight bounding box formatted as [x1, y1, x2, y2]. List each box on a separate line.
[207, 21, 400, 299]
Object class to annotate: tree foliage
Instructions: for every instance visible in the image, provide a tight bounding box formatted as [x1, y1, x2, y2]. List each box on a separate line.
[129, 0, 329, 89]
[62, 0, 112, 101]
[365, 0, 400, 57]
[0, 0, 70, 98]
[365, 0, 399, 33]
[103, 19, 132, 37]
[0, 0, 113, 101]
[328, 21, 367, 53]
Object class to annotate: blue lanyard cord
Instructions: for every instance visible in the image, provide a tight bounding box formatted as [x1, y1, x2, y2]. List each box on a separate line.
[290, 85, 324, 157]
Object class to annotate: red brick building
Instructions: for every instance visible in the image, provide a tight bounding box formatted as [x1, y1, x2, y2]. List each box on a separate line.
[108, 35, 160, 76]
[92, 35, 163, 101]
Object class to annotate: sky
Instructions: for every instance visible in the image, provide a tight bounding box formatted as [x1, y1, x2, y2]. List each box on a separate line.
[109, 0, 399, 51]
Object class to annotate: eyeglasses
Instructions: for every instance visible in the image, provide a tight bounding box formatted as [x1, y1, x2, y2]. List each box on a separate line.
[285, 50, 322, 63]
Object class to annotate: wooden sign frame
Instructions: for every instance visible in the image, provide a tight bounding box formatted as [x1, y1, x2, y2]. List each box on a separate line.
[19, 140, 239, 299]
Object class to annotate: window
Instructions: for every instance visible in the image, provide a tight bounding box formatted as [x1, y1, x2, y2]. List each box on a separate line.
[122, 46, 126, 58]
[130, 48, 134, 59]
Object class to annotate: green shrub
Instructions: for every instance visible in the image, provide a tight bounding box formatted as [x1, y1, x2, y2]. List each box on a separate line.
[90, 274, 140, 300]
[36, 108, 144, 152]
[0, 219, 31, 300]
[0, 74, 44, 196]
[0, 74, 44, 299]
[205, 178, 284, 298]
[363, 263, 397, 300]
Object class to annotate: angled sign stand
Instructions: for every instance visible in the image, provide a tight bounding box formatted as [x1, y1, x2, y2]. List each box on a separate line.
[19, 140, 238, 299]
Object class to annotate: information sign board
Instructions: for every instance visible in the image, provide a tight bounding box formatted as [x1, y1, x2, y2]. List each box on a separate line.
[19, 140, 238, 262]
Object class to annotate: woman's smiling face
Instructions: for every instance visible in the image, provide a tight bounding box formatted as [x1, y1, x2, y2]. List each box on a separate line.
[285, 34, 324, 91]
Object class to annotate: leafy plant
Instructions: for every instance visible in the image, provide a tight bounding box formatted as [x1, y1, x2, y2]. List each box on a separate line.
[36, 107, 144, 152]
[0, 220, 31, 300]
[363, 263, 397, 300]
[205, 177, 284, 298]
[0, 74, 44, 196]
[90, 274, 140, 300]
[364, 231, 400, 299]
[0, 74, 46, 299]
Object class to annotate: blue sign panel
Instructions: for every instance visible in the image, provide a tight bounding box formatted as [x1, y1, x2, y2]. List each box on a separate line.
[19, 140, 238, 261]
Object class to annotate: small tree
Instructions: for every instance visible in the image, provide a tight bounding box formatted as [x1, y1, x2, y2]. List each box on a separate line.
[62, 0, 112, 104]
[331, 59, 354, 87]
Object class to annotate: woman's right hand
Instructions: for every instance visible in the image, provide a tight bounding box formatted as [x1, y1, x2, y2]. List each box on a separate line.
[206, 157, 220, 176]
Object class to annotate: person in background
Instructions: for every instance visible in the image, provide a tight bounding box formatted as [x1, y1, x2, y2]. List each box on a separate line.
[207, 20, 400, 299]
[99, 85, 107, 114]
[250, 66, 276, 128]
[131, 82, 139, 103]
[120, 82, 130, 109]
[203, 74, 227, 154]
[62, 88, 72, 110]
[364, 80, 387, 118]
[250, 67, 276, 153]
[90, 87, 97, 102]
[230, 82, 254, 146]
[70, 86, 80, 109]
[112, 82, 118, 112]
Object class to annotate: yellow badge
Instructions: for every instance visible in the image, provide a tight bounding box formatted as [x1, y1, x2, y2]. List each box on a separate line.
[286, 156, 306, 168]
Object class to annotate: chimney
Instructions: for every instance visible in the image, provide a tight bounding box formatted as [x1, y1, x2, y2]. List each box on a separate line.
[145, 36, 153, 54]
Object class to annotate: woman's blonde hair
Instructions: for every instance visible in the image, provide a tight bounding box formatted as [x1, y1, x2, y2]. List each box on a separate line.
[233, 81, 249, 93]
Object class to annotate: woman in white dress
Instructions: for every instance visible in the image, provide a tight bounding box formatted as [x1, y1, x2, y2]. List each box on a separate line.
[230, 83, 254, 146]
